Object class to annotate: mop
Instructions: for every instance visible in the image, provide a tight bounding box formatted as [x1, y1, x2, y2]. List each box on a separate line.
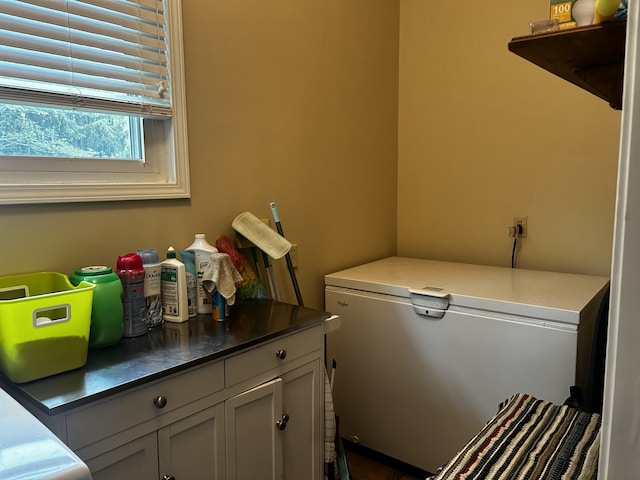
[231, 204, 303, 306]
[269, 202, 303, 306]
[231, 211, 291, 301]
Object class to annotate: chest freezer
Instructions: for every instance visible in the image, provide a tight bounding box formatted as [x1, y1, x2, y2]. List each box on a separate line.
[324, 257, 609, 473]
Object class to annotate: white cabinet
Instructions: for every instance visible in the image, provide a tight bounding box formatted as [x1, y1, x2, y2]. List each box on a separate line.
[66, 360, 226, 452]
[83, 433, 159, 480]
[158, 403, 226, 480]
[282, 361, 321, 480]
[83, 403, 226, 480]
[226, 378, 283, 480]
[75, 361, 226, 480]
[36, 325, 324, 480]
[225, 360, 322, 480]
[225, 325, 324, 480]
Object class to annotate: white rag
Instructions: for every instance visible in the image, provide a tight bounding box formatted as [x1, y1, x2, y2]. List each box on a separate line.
[201, 253, 243, 305]
[324, 367, 337, 466]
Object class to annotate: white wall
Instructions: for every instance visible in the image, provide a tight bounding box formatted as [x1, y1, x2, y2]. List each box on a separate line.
[600, 3, 640, 475]
[398, 0, 620, 277]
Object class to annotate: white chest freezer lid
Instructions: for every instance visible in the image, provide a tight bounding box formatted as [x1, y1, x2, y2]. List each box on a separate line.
[0, 388, 92, 480]
[325, 257, 610, 325]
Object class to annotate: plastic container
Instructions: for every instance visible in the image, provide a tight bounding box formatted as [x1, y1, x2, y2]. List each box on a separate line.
[186, 234, 218, 314]
[116, 253, 147, 337]
[0, 272, 95, 383]
[179, 250, 198, 317]
[70, 266, 124, 349]
[137, 248, 163, 328]
[161, 247, 189, 322]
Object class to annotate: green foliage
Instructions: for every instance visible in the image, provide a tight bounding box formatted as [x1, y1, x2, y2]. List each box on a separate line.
[0, 104, 135, 158]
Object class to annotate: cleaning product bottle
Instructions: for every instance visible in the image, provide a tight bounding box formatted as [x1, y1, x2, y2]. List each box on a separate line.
[161, 246, 189, 322]
[116, 253, 147, 337]
[137, 248, 163, 328]
[70, 266, 124, 348]
[186, 234, 218, 314]
[179, 250, 198, 318]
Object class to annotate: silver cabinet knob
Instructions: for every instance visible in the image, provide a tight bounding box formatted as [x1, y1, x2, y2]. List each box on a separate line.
[275, 349, 287, 360]
[154, 396, 168, 409]
[276, 413, 290, 430]
[162, 476, 176, 480]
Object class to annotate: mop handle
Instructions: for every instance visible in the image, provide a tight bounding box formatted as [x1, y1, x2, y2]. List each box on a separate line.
[269, 202, 304, 306]
[262, 250, 280, 301]
[270, 203, 281, 224]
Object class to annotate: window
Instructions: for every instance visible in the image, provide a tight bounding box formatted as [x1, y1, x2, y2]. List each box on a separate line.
[0, 0, 190, 204]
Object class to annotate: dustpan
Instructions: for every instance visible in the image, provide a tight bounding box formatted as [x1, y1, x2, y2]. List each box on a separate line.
[232, 211, 291, 259]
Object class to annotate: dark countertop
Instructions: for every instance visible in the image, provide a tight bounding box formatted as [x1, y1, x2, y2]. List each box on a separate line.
[0, 299, 330, 416]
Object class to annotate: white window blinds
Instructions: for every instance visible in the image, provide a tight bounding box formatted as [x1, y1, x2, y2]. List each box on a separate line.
[0, 0, 172, 117]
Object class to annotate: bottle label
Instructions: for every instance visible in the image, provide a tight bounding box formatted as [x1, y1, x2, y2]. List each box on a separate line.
[118, 270, 146, 337]
[186, 271, 198, 317]
[194, 255, 214, 313]
[143, 264, 161, 297]
[143, 264, 163, 327]
[161, 265, 181, 316]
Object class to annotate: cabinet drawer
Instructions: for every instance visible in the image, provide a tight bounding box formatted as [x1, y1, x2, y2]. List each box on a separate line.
[66, 360, 224, 450]
[225, 326, 322, 386]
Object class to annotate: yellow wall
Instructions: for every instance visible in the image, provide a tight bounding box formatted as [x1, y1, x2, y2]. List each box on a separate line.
[0, 0, 399, 310]
[0, 0, 621, 316]
[398, 1, 621, 276]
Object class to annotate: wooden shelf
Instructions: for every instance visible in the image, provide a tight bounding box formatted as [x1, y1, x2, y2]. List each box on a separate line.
[508, 20, 627, 109]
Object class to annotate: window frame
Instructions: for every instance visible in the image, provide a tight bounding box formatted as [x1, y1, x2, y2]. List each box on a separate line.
[0, 0, 191, 205]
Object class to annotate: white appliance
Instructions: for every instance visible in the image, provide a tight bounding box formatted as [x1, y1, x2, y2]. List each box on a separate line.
[324, 257, 609, 473]
[0, 388, 92, 480]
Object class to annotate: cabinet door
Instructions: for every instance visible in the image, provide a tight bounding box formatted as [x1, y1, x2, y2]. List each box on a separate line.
[226, 378, 284, 480]
[158, 403, 225, 480]
[83, 432, 158, 480]
[282, 360, 322, 480]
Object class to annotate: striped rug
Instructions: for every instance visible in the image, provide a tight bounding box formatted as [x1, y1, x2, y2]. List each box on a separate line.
[430, 393, 601, 480]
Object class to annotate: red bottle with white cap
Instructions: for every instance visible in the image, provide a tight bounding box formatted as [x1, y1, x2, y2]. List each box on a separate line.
[116, 253, 147, 337]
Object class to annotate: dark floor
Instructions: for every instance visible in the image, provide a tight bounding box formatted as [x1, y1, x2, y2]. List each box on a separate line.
[342, 441, 429, 480]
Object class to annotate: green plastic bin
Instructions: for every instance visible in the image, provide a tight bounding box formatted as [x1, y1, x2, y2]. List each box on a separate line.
[0, 272, 95, 383]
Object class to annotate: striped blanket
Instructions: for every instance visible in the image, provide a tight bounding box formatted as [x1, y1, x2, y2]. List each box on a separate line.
[430, 393, 601, 480]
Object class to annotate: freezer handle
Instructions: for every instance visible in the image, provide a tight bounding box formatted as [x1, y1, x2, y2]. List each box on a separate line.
[408, 287, 450, 311]
[412, 306, 446, 318]
[324, 314, 341, 333]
